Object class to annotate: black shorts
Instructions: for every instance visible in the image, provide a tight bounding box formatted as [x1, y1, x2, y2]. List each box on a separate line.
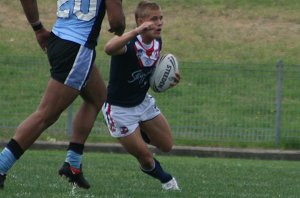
[47, 32, 96, 90]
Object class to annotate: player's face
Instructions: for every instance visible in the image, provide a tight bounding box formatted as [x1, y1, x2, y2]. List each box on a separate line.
[144, 9, 163, 39]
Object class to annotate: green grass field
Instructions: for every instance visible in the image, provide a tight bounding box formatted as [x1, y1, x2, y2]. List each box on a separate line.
[1, 0, 300, 148]
[1, 150, 300, 197]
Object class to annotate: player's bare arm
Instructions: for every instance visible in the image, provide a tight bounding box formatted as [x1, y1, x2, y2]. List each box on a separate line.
[105, 21, 154, 56]
[20, 0, 39, 23]
[106, 0, 126, 36]
[20, 0, 50, 51]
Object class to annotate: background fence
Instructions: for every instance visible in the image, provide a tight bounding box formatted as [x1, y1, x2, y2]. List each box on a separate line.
[0, 56, 299, 147]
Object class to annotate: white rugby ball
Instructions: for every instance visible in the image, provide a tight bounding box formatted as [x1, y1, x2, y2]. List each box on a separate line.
[150, 54, 179, 92]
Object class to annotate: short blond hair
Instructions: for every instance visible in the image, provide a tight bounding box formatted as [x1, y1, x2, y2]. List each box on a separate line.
[135, 0, 160, 22]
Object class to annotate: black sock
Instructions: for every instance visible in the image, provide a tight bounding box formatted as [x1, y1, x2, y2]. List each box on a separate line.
[6, 139, 24, 159]
[141, 158, 172, 183]
[67, 142, 84, 155]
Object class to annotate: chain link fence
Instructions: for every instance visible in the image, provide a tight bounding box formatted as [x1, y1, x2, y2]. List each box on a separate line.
[0, 56, 299, 147]
[165, 60, 300, 146]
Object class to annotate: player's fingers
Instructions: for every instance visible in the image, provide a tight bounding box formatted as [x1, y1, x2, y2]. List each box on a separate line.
[170, 82, 177, 87]
[174, 73, 181, 82]
[143, 22, 154, 30]
[39, 42, 48, 53]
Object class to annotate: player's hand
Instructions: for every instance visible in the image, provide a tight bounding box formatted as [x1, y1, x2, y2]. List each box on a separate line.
[135, 21, 155, 34]
[170, 72, 181, 87]
[106, 0, 126, 36]
[108, 26, 125, 36]
[34, 28, 51, 52]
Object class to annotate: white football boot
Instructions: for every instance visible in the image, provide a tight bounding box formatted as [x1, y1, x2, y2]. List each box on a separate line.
[162, 177, 180, 190]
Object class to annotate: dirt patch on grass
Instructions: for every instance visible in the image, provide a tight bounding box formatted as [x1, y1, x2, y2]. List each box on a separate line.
[165, 5, 300, 43]
[1, 1, 300, 63]
[0, 2, 56, 31]
[161, 4, 300, 62]
[0, 4, 28, 30]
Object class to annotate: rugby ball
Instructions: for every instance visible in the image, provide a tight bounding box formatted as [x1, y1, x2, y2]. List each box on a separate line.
[150, 54, 179, 92]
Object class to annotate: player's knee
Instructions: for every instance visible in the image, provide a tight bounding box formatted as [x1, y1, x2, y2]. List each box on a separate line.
[42, 114, 60, 126]
[91, 92, 107, 112]
[138, 154, 154, 169]
[85, 95, 106, 112]
[36, 110, 60, 127]
[158, 142, 173, 153]
[98, 94, 107, 109]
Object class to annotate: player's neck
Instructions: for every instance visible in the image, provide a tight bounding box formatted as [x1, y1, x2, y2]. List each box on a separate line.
[140, 35, 153, 45]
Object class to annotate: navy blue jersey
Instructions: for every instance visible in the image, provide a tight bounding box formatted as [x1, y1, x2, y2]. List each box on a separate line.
[52, 0, 105, 49]
[107, 35, 162, 107]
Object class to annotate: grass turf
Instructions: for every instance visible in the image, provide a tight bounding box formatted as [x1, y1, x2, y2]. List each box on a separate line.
[1, 150, 300, 197]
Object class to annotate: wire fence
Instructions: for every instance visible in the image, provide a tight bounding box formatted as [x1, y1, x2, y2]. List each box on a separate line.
[0, 56, 299, 147]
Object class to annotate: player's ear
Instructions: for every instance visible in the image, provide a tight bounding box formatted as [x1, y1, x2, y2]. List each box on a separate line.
[137, 18, 144, 26]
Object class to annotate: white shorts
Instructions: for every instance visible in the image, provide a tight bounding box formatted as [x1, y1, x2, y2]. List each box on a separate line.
[102, 94, 161, 138]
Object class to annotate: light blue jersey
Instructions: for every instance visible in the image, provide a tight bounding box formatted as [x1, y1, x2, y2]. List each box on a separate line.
[52, 0, 105, 49]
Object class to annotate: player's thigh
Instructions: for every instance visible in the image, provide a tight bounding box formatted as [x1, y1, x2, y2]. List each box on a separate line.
[140, 113, 173, 151]
[118, 128, 152, 158]
[80, 64, 107, 108]
[38, 78, 79, 119]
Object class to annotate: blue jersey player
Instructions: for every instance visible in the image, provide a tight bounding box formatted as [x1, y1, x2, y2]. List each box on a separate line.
[0, 0, 125, 189]
[102, 0, 181, 190]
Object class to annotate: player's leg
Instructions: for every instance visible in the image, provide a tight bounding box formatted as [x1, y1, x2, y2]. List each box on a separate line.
[0, 78, 79, 189]
[140, 113, 173, 152]
[59, 65, 106, 188]
[50, 34, 99, 189]
[71, 64, 106, 144]
[140, 129, 151, 144]
[118, 129, 154, 169]
[58, 64, 106, 189]
[102, 97, 179, 190]
[139, 94, 173, 152]
[13, 79, 79, 149]
[117, 128, 175, 187]
[139, 95, 179, 190]
[139, 116, 180, 190]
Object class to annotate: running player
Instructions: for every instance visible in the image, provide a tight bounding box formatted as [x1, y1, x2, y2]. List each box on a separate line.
[102, 0, 180, 190]
[0, 0, 125, 190]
